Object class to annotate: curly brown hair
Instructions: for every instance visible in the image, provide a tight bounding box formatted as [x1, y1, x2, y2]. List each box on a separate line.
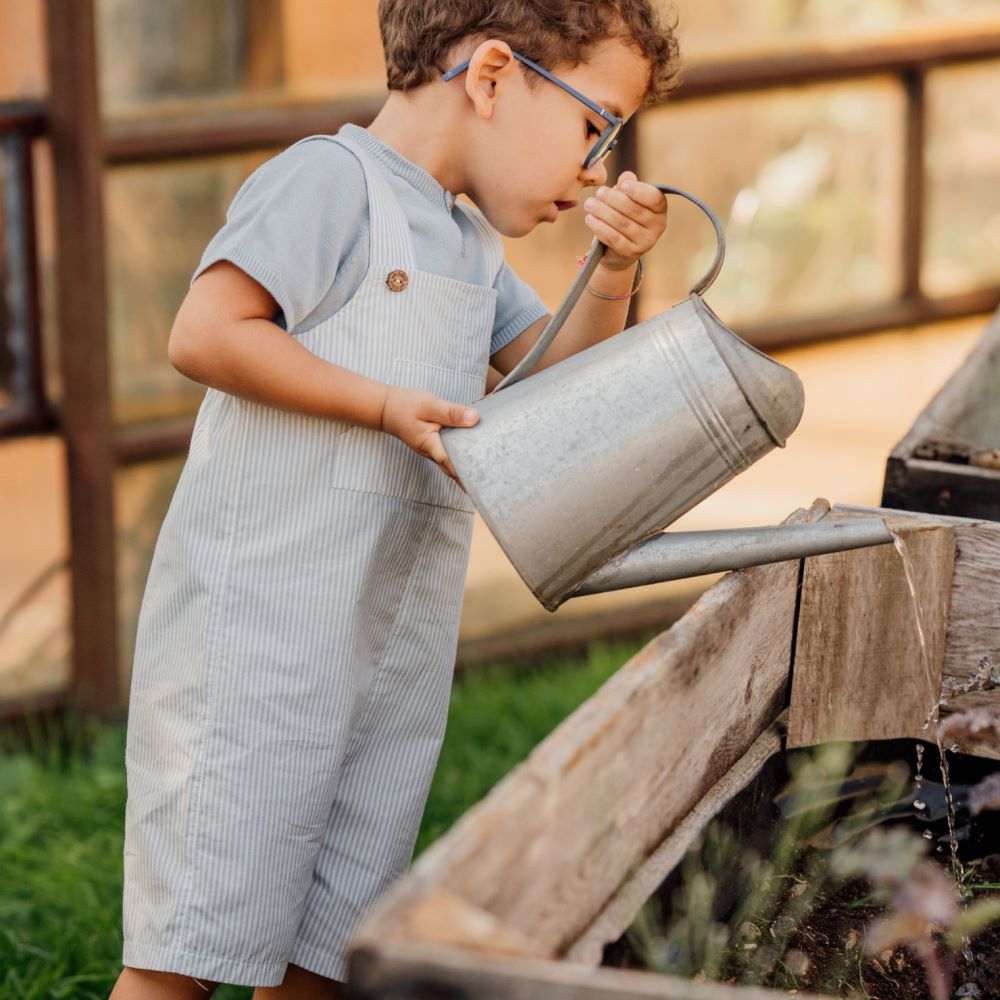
[377, 0, 681, 106]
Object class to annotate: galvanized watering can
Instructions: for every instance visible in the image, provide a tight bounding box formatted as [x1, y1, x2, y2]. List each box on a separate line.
[442, 186, 893, 611]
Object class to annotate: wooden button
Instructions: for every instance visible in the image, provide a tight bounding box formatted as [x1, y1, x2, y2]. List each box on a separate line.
[386, 269, 409, 292]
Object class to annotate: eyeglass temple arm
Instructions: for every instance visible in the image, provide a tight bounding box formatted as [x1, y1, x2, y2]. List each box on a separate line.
[443, 53, 620, 124]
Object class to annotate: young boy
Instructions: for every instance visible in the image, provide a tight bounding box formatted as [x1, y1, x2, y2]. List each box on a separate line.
[111, 2, 680, 997]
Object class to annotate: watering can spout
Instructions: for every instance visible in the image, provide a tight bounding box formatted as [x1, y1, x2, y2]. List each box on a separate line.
[572, 519, 895, 599]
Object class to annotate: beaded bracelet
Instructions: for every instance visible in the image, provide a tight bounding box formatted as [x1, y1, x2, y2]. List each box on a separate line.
[576, 256, 644, 301]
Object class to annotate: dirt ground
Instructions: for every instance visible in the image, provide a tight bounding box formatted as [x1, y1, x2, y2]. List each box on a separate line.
[775, 868, 1000, 999]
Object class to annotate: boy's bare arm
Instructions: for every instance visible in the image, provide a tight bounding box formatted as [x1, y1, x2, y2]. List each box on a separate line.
[170, 261, 477, 479]
[492, 172, 666, 376]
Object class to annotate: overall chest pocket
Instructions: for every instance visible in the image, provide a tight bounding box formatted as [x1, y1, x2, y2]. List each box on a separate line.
[330, 358, 485, 512]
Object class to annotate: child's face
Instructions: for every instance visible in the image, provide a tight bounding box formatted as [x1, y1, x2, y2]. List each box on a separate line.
[461, 39, 651, 238]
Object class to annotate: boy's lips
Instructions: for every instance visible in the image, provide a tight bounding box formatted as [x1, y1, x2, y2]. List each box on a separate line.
[546, 199, 578, 223]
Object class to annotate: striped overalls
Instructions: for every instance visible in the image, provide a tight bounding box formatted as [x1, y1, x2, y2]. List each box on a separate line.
[122, 135, 502, 986]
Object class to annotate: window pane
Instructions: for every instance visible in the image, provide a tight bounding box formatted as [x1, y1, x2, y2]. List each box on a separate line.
[115, 456, 184, 685]
[98, 0, 384, 118]
[637, 80, 905, 326]
[0, 436, 70, 704]
[675, 0, 1000, 61]
[1, 131, 43, 425]
[0, 136, 18, 413]
[106, 150, 278, 424]
[924, 59, 1000, 297]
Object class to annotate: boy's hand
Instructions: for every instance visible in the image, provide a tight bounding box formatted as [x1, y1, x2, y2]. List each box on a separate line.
[380, 386, 479, 483]
[583, 171, 668, 271]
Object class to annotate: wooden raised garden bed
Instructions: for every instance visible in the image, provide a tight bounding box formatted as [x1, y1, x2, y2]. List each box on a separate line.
[346, 499, 1000, 999]
[882, 306, 1000, 521]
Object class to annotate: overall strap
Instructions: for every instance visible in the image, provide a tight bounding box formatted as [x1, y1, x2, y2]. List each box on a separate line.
[326, 134, 418, 272]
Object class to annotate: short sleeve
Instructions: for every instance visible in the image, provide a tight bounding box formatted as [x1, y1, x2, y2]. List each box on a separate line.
[490, 261, 549, 356]
[193, 138, 366, 331]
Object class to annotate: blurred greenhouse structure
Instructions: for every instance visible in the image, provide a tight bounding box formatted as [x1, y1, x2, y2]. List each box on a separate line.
[2, 0, 1000, 719]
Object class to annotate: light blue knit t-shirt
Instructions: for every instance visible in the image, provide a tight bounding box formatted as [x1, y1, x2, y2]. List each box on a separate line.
[194, 123, 548, 355]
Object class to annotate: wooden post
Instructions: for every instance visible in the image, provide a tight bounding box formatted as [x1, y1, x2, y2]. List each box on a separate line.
[788, 519, 955, 746]
[45, 0, 121, 712]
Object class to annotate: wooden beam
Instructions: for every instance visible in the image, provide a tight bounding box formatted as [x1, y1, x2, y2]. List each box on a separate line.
[901, 68, 926, 301]
[882, 455, 1000, 523]
[788, 518, 955, 746]
[353, 503, 826, 960]
[0, 100, 47, 134]
[566, 720, 784, 965]
[736, 292, 1000, 353]
[673, 26, 1000, 102]
[882, 308, 1000, 520]
[44, 0, 121, 712]
[104, 97, 380, 164]
[348, 938, 827, 1000]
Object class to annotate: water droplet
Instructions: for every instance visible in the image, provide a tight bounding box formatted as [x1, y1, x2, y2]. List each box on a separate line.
[923, 830, 934, 839]
[914, 799, 926, 810]
[936, 846, 944, 852]
[921, 721, 930, 730]
[950, 744, 960, 753]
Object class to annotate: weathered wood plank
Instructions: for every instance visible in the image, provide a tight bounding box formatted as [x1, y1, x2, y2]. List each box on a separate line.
[566, 720, 784, 965]
[831, 504, 1000, 690]
[352, 502, 827, 961]
[882, 308, 1000, 520]
[348, 939, 827, 1000]
[788, 518, 955, 746]
[45, 0, 122, 712]
[887, 307, 1000, 462]
[937, 692, 1000, 761]
[883, 452, 1000, 524]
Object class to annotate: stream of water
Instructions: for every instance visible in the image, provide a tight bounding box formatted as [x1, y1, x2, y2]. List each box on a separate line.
[890, 530, 966, 896]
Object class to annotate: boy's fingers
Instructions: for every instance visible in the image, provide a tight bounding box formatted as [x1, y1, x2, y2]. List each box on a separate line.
[424, 431, 460, 480]
[618, 180, 667, 213]
[587, 197, 662, 250]
[584, 213, 643, 257]
[592, 188, 660, 229]
[435, 400, 479, 428]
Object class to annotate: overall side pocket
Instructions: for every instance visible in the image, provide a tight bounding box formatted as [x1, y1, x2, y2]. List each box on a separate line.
[330, 358, 485, 512]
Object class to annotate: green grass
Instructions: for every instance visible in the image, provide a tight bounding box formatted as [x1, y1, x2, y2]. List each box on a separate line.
[0, 638, 644, 999]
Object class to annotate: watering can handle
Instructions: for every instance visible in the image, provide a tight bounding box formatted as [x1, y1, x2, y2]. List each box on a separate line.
[494, 185, 726, 391]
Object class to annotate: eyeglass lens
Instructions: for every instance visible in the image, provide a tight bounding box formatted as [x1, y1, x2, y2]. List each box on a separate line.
[586, 122, 622, 169]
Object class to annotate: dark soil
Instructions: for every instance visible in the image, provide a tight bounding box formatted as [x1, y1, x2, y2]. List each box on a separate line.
[603, 741, 1000, 999]
[761, 864, 1000, 999]
[608, 867, 1000, 998]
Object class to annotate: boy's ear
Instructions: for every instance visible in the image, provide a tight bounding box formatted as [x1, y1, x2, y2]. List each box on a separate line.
[465, 39, 518, 120]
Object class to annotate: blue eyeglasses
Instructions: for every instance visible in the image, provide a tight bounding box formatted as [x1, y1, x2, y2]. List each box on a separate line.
[443, 50, 624, 170]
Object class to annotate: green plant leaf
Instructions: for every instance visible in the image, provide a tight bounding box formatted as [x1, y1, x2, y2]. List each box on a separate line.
[945, 897, 1000, 949]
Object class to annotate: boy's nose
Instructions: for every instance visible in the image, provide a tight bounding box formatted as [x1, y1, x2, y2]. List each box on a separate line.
[581, 157, 609, 187]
